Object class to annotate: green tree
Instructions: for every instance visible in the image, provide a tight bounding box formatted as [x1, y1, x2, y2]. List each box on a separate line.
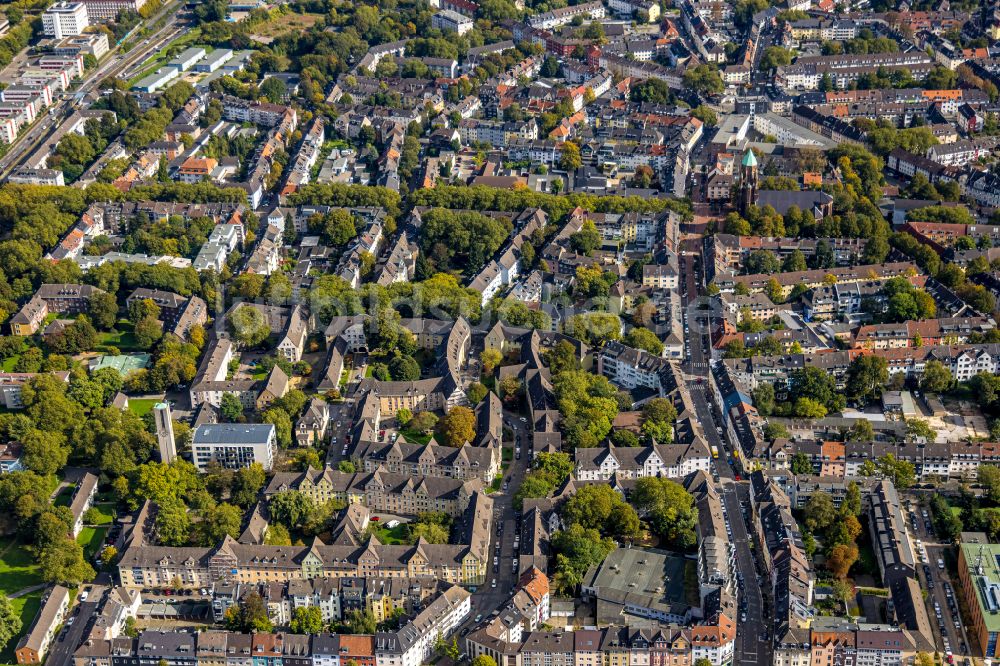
[409, 411, 439, 432]
[21, 429, 68, 476]
[472, 656, 498, 666]
[466, 382, 488, 404]
[480, 349, 502, 374]
[980, 465, 1000, 504]
[690, 105, 718, 127]
[845, 355, 888, 403]
[877, 454, 916, 489]
[640, 397, 677, 444]
[842, 481, 862, 517]
[39, 537, 95, 586]
[290, 606, 323, 634]
[389, 355, 421, 381]
[568, 220, 601, 255]
[559, 141, 583, 171]
[270, 491, 315, 529]
[850, 419, 875, 441]
[759, 46, 794, 70]
[227, 306, 271, 347]
[230, 463, 266, 508]
[549, 523, 615, 594]
[220, 393, 243, 422]
[803, 493, 837, 533]
[0, 595, 22, 652]
[624, 327, 664, 355]
[224, 591, 273, 633]
[155, 500, 191, 545]
[562, 484, 641, 541]
[88, 292, 119, 330]
[790, 451, 813, 475]
[682, 64, 724, 95]
[195, 503, 242, 545]
[631, 477, 698, 550]
[921, 360, 952, 393]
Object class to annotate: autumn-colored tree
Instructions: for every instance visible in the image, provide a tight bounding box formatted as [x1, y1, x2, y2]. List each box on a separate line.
[436, 405, 476, 446]
[826, 543, 859, 579]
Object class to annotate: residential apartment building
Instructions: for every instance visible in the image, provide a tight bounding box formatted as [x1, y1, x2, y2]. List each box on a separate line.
[9, 283, 106, 335]
[264, 468, 485, 518]
[191, 424, 277, 471]
[574, 443, 711, 481]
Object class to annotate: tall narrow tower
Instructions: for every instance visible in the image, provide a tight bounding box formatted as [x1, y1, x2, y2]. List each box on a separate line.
[153, 402, 177, 465]
[739, 147, 759, 216]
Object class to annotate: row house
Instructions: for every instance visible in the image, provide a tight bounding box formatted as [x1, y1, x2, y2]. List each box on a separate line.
[263, 467, 485, 518]
[351, 439, 500, 485]
[574, 442, 712, 481]
[851, 317, 995, 350]
[119, 526, 490, 589]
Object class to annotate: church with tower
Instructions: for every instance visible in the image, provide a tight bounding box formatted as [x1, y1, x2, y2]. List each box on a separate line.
[738, 147, 758, 216]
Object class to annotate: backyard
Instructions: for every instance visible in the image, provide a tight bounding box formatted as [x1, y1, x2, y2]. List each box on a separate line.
[127, 398, 159, 417]
[97, 321, 140, 352]
[78, 526, 110, 561]
[0, 591, 41, 665]
[0, 537, 45, 664]
[373, 523, 408, 545]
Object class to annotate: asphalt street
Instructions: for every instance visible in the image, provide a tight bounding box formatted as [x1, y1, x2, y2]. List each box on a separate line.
[679, 246, 772, 666]
[909, 500, 973, 660]
[46, 595, 101, 666]
[462, 412, 530, 633]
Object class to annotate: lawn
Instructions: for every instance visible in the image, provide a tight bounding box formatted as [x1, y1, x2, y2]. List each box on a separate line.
[128, 399, 158, 417]
[98, 322, 140, 352]
[401, 428, 432, 445]
[77, 526, 109, 561]
[0, 591, 42, 665]
[86, 503, 116, 526]
[54, 486, 74, 507]
[0, 340, 26, 372]
[374, 524, 408, 545]
[0, 542, 44, 595]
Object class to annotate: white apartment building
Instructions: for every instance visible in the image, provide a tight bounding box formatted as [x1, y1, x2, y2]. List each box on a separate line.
[191, 423, 277, 471]
[42, 2, 89, 39]
[431, 9, 474, 34]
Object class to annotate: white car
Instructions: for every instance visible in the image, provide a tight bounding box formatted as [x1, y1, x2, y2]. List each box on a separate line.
[491, 579, 497, 588]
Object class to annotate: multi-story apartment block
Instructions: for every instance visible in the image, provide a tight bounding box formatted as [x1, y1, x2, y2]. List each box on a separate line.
[191, 424, 277, 471]
[10, 283, 106, 336]
[352, 440, 501, 485]
[264, 468, 485, 518]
